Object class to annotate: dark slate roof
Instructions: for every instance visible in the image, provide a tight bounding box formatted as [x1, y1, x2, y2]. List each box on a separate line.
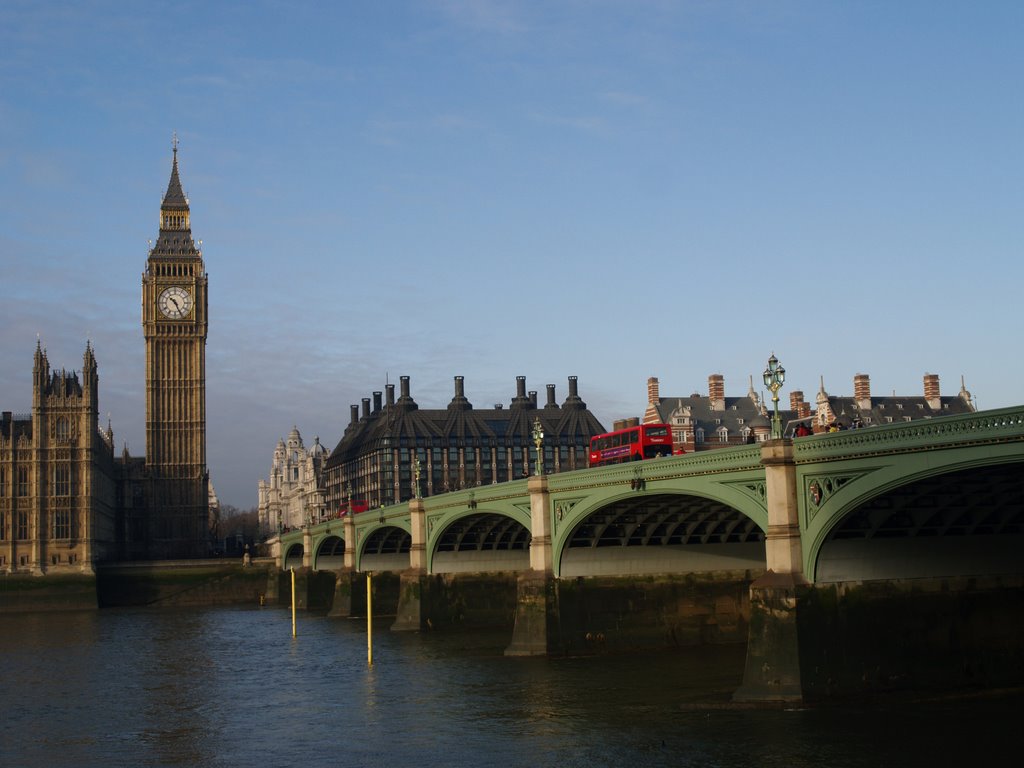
[325, 380, 605, 468]
[821, 394, 973, 428]
[162, 148, 189, 210]
[650, 395, 782, 435]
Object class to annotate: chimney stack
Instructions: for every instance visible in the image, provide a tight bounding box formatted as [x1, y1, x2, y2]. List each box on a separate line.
[924, 373, 941, 409]
[385, 383, 395, 407]
[373, 391, 382, 413]
[546, 383, 558, 408]
[853, 374, 871, 410]
[361, 398, 370, 419]
[400, 376, 411, 400]
[512, 375, 529, 405]
[647, 377, 660, 405]
[789, 390, 804, 410]
[350, 404, 359, 425]
[708, 374, 725, 411]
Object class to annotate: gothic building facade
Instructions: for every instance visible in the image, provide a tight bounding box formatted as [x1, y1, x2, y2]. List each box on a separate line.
[0, 144, 210, 573]
[0, 345, 119, 573]
[138, 142, 210, 559]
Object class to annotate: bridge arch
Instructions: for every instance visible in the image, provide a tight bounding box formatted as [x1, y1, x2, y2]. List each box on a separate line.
[429, 509, 531, 574]
[313, 534, 345, 571]
[358, 523, 411, 572]
[283, 542, 304, 570]
[807, 455, 1024, 582]
[554, 490, 766, 578]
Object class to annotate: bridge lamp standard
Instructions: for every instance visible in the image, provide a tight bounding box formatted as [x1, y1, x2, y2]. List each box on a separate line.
[532, 418, 544, 476]
[412, 454, 422, 500]
[763, 353, 786, 440]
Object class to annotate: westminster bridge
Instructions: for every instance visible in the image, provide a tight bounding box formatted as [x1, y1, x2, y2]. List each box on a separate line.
[273, 406, 1024, 701]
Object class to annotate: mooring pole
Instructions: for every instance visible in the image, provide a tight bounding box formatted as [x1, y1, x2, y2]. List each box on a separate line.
[291, 567, 297, 638]
[367, 571, 374, 667]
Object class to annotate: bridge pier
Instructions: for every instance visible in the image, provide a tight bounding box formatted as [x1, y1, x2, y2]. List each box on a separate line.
[505, 570, 561, 656]
[736, 439, 810, 702]
[393, 498, 431, 631]
[506, 476, 561, 655]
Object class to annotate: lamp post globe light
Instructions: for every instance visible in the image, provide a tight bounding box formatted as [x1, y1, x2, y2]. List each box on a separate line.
[763, 353, 786, 440]
[532, 417, 544, 476]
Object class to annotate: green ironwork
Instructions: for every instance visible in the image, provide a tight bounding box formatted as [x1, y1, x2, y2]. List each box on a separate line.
[278, 406, 1024, 583]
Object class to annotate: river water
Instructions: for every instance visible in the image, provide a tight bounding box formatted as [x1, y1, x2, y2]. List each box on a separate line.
[1, 606, 1018, 767]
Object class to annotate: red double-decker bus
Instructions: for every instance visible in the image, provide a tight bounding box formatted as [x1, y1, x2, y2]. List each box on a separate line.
[589, 423, 677, 466]
[336, 500, 369, 518]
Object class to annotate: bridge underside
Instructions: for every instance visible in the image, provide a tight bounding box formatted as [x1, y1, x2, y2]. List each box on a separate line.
[361, 526, 411, 571]
[817, 462, 1024, 582]
[433, 512, 530, 573]
[561, 493, 766, 577]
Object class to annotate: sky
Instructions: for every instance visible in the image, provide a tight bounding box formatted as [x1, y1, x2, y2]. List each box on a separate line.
[1, 1, 1021, 510]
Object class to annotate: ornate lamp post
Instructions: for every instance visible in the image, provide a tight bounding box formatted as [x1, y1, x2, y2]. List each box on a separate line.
[763, 353, 786, 440]
[531, 417, 544, 476]
[412, 454, 422, 499]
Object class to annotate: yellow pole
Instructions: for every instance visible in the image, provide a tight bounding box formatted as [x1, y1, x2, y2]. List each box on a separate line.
[367, 571, 373, 667]
[291, 567, 297, 638]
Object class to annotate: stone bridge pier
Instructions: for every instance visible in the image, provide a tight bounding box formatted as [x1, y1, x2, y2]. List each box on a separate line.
[734, 438, 807, 701]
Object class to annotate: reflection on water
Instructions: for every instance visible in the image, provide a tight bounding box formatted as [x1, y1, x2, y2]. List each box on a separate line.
[1, 607, 1019, 768]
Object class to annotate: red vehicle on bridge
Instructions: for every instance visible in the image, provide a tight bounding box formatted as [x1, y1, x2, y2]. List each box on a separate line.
[337, 500, 369, 517]
[589, 423, 677, 466]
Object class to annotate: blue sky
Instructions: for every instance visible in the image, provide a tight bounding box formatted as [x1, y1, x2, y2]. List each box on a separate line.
[2, 1, 1021, 510]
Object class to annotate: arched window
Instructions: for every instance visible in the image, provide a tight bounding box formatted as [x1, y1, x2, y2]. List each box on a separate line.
[694, 428, 705, 444]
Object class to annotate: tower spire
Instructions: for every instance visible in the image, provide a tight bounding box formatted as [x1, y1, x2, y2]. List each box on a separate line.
[162, 134, 189, 212]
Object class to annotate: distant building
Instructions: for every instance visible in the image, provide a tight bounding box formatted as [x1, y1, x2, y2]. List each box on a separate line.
[810, 372, 975, 430]
[641, 375, 773, 451]
[640, 372, 976, 450]
[257, 427, 329, 535]
[322, 375, 605, 514]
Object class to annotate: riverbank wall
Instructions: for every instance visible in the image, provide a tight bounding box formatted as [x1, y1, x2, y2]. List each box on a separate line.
[96, 561, 272, 608]
[0, 572, 99, 612]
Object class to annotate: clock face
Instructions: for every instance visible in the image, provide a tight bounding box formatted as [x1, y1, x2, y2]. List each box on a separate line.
[158, 286, 193, 319]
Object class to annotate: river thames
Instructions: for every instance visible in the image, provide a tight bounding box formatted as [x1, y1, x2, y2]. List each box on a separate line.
[1, 606, 1018, 767]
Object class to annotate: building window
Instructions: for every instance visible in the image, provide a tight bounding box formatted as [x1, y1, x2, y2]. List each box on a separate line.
[695, 428, 705, 444]
[17, 511, 28, 540]
[717, 427, 729, 443]
[0, 467, 6, 496]
[54, 465, 71, 497]
[56, 417, 69, 440]
[17, 467, 28, 497]
[0, 512, 7, 540]
[54, 509, 71, 539]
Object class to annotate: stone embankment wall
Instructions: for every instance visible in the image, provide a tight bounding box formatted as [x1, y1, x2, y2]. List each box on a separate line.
[316, 568, 757, 654]
[0, 573, 99, 613]
[97, 561, 272, 608]
[795, 575, 1024, 697]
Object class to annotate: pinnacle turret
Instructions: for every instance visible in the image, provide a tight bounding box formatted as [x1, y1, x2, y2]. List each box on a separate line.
[162, 136, 189, 211]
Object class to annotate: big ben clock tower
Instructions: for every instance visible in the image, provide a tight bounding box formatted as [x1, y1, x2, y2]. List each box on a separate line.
[142, 138, 209, 558]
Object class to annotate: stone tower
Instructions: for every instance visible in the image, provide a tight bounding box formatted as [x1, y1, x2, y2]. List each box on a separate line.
[141, 139, 209, 558]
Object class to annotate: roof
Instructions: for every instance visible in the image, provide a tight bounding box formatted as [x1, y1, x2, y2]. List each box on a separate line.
[325, 379, 606, 468]
[162, 146, 189, 210]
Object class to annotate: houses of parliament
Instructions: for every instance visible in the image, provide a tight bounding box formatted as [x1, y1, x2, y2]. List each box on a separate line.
[0, 144, 210, 572]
